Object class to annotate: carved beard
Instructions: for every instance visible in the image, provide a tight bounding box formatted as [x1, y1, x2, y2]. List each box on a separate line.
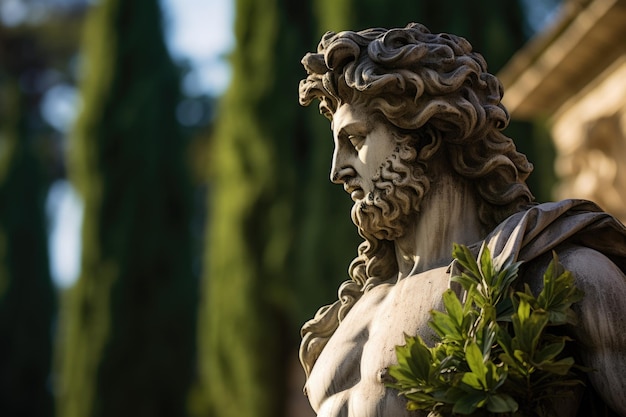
[351, 150, 430, 240]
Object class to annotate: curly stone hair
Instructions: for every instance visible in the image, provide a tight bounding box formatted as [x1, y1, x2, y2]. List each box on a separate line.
[298, 22, 534, 377]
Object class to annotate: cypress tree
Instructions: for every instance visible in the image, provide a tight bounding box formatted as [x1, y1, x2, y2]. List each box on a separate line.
[193, 0, 353, 415]
[198, 0, 288, 412]
[0, 34, 56, 417]
[56, 0, 197, 416]
[313, 0, 527, 71]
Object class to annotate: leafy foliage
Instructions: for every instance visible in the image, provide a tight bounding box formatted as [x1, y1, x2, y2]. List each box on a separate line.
[387, 243, 585, 417]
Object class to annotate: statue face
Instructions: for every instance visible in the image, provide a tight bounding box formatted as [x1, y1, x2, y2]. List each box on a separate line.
[331, 103, 429, 240]
[330, 104, 397, 201]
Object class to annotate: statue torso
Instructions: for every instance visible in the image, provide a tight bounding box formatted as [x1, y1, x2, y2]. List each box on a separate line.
[305, 266, 452, 417]
[304, 244, 626, 417]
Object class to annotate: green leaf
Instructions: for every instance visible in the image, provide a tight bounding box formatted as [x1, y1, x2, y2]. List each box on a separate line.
[430, 311, 463, 342]
[534, 341, 565, 364]
[497, 331, 521, 371]
[452, 243, 482, 286]
[486, 393, 518, 413]
[494, 260, 521, 292]
[443, 289, 464, 325]
[536, 357, 575, 375]
[408, 338, 434, 380]
[478, 244, 495, 286]
[512, 305, 548, 356]
[452, 391, 486, 415]
[390, 335, 433, 384]
[516, 299, 531, 322]
[450, 274, 476, 292]
[403, 390, 439, 404]
[461, 372, 483, 390]
[485, 361, 507, 390]
[536, 252, 585, 326]
[465, 342, 487, 387]
[495, 297, 515, 322]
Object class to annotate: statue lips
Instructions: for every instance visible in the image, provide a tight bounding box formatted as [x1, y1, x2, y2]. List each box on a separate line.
[350, 189, 365, 201]
[345, 182, 365, 201]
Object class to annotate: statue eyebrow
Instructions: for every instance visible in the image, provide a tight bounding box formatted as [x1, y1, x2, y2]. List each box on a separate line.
[338, 121, 371, 138]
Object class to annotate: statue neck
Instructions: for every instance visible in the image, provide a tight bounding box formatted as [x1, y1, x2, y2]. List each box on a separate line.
[394, 173, 484, 279]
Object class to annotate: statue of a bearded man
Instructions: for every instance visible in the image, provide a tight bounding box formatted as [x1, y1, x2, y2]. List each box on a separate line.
[298, 22, 626, 417]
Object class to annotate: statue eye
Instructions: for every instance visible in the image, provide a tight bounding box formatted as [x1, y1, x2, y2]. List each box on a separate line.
[348, 135, 365, 150]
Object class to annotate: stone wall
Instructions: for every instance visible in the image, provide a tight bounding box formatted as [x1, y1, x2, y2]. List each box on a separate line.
[551, 57, 626, 222]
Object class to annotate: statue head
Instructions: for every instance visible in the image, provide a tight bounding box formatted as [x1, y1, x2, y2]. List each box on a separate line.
[298, 22, 534, 376]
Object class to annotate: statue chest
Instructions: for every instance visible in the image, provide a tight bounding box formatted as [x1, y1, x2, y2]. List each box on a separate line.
[305, 266, 452, 416]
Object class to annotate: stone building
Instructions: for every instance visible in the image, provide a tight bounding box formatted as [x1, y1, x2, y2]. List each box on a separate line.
[498, 0, 626, 223]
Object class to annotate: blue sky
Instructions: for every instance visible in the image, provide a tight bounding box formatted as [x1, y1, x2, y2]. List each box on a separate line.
[161, 0, 235, 96]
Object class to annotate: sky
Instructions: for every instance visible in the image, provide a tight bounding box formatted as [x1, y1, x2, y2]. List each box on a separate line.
[46, 0, 235, 287]
[160, 0, 235, 96]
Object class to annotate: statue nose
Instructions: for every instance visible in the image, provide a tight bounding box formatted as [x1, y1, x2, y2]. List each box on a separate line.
[330, 160, 356, 184]
[330, 169, 344, 184]
[329, 138, 357, 183]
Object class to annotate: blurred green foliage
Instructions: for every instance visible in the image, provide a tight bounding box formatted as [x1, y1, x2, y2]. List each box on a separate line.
[55, 0, 198, 416]
[0, 36, 56, 417]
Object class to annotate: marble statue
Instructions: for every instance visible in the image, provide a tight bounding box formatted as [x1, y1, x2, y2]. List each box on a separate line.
[298, 22, 626, 417]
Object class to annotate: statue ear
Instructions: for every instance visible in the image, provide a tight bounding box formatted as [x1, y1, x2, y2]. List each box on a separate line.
[416, 126, 441, 161]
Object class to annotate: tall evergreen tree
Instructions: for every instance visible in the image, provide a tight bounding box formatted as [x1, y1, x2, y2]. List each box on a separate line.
[314, 0, 527, 71]
[195, 0, 313, 415]
[56, 1, 197, 416]
[0, 33, 56, 417]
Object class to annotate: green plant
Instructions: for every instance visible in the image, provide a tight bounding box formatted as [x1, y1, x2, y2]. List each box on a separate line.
[386, 243, 585, 417]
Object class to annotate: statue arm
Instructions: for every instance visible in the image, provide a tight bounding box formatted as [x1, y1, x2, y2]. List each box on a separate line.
[559, 246, 626, 417]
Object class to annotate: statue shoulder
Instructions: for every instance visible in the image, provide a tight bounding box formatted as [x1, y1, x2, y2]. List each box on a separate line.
[522, 243, 625, 288]
[556, 244, 625, 284]
[547, 245, 626, 417]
